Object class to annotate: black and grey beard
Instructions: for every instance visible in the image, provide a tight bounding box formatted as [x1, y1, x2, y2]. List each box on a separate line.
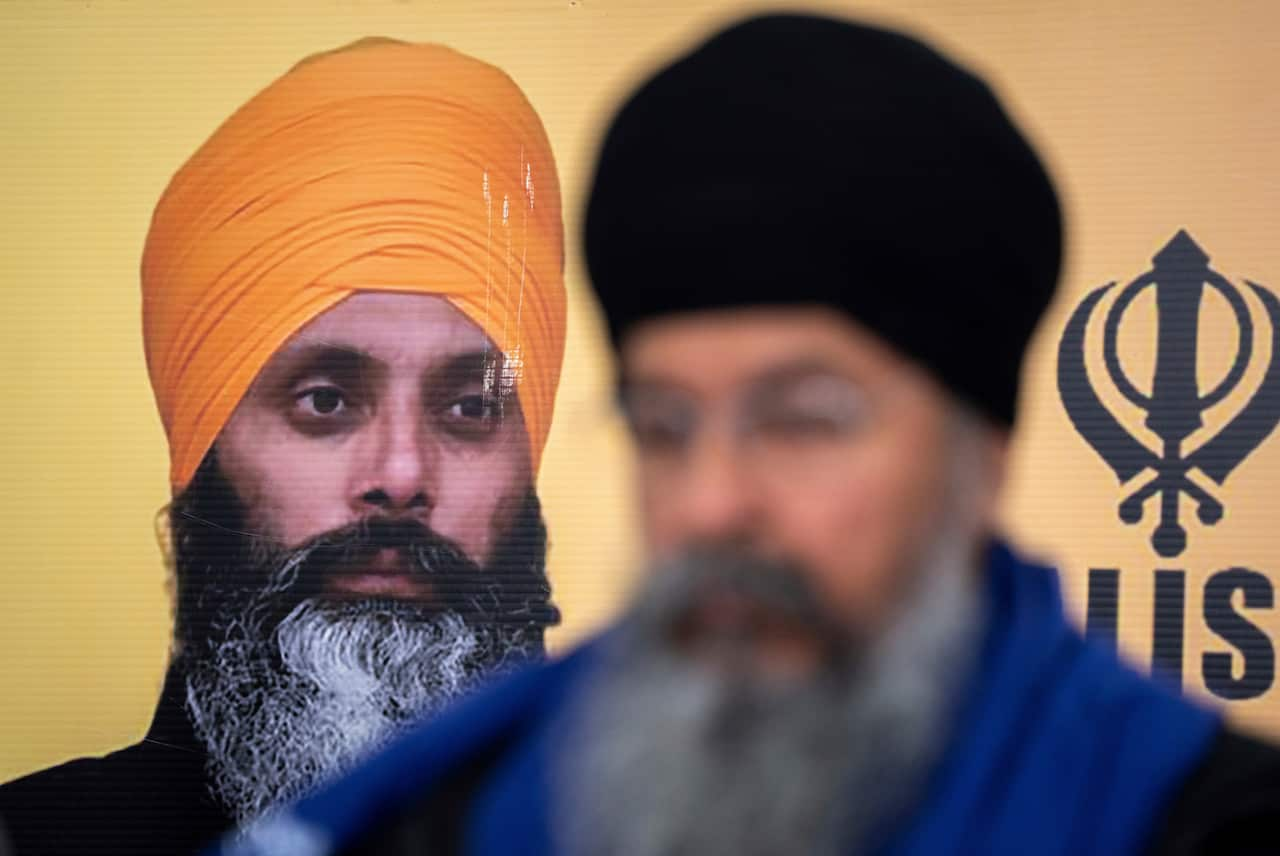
[554, 533, 983, 856]
[185, 596, 528, 825]
[168, 453, 555, 825]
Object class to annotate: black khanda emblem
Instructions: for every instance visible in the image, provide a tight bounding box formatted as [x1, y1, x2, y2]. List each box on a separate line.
[1058, 231, 1280, 557]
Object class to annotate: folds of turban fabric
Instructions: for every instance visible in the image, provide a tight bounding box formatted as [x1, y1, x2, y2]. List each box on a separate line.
[142, 37, 565, 492]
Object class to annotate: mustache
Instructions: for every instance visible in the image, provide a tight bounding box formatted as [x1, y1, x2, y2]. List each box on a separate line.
[634, 547, 857, 671]
[257, 517, 557, 626]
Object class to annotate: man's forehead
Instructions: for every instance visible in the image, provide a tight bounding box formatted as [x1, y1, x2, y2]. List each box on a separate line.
[274, 292, 497, 368]
[620, 305, 905, 395]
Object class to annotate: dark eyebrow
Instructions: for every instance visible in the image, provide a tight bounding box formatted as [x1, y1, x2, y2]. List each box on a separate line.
[423, 349, 505, 396]
[615, 374, 696, 410]
[618, 357, 853, 403]
[262, 344, 384, 391]
[743, 358, 854, 393]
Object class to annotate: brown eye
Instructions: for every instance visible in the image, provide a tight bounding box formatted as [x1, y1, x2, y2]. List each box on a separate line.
[628, 414, 692, 454]
[749, 376, 868, 441]
[297, 386, 347, 416]
[449, 394, 502, 422]
[620, 389, 696, 456]
[437, 393, 505, 442]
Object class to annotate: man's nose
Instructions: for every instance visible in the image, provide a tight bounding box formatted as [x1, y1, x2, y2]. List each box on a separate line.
[673, 429, 759, 546]
[354, 403, 436, 515]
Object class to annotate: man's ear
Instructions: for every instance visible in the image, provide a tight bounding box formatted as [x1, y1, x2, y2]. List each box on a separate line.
[987, 425, 1011, 485]
[946, 400, 1010, 528]
[979, 423, 1011, 525]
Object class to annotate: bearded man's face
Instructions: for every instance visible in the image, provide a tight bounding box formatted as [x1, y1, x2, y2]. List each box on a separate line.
[167, 292, 555, 823]
[618, 305, 1007, 659]
[551, 306, 1008, 856]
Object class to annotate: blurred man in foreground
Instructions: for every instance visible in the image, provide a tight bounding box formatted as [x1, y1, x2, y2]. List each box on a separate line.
[0, 38, 566, 855]
[216, 14, 1280, 856]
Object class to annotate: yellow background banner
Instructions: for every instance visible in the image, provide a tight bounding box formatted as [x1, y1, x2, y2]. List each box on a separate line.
[3, 0, 1279, 781]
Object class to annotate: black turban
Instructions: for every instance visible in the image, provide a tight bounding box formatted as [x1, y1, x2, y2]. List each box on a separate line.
[584, 13, 1062, 426]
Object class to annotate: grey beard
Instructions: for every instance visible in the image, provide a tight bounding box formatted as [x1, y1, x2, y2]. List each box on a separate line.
[185, 597, 530, 825]
[554, 528, 983, 856]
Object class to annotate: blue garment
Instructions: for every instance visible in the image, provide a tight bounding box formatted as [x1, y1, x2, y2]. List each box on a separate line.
[211, 542, 1220, 856]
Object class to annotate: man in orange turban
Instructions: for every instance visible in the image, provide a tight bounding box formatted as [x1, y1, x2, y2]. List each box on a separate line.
[0, 37, 566, 856]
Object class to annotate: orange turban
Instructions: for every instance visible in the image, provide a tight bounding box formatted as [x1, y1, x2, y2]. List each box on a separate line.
[142, 38, 566, 493]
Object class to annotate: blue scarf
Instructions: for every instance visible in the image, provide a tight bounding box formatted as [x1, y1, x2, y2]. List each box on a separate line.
[215, 541, 1218, 856]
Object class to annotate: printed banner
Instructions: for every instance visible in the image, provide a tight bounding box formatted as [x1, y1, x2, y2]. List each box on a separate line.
[2, 0, 1278, 793]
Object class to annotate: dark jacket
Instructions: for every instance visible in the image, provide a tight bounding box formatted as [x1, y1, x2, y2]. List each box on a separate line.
[0, 670, 230, 856]
[1147, 728, 1280, 854]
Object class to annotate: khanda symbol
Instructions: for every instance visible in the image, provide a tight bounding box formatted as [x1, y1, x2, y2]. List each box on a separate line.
[1058, 230, 1280, 558]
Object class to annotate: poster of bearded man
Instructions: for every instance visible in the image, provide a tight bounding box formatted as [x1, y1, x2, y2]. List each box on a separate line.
[0, 37, 567, 856]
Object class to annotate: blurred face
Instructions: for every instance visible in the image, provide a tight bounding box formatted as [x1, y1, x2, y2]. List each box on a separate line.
[217, 292, 533, 599]
[563, 306, 1002, 855]
[620, 306, 1005, 642]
